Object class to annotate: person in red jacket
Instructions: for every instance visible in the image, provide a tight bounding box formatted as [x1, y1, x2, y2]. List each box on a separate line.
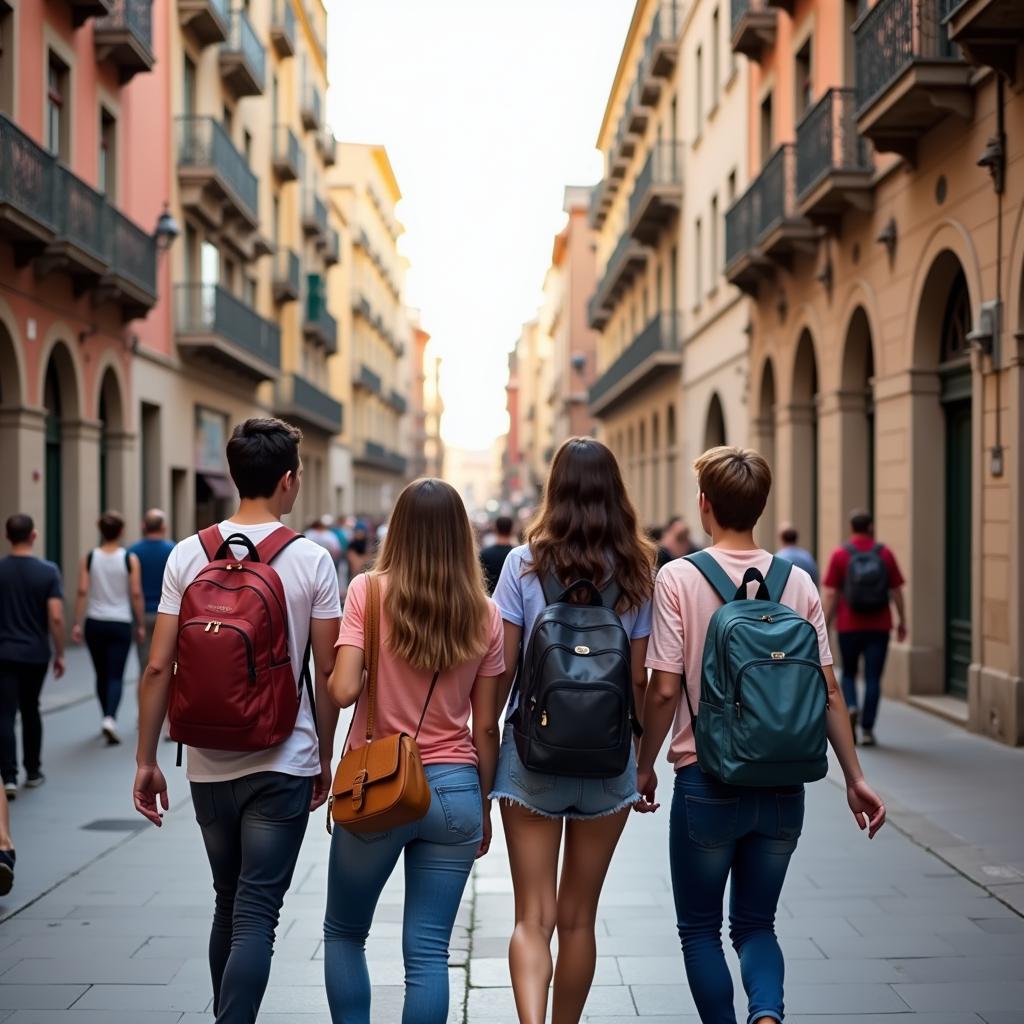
[822, 511, 907, 747]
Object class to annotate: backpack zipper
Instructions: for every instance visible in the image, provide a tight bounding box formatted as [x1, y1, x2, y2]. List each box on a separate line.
[180, 620, 257, 683]
[731, 657, 829, 718]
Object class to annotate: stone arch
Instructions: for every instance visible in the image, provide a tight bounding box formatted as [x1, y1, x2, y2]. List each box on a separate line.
[704, 392, 727, 449]
[752, 357, 777, 546]
[789, 330, 820, 557]
[0, 303, 27, 535]
[97, 363, 129, 516]
[837, 306, 877, 524]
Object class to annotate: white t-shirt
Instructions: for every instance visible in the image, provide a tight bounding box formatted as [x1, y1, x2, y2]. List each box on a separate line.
[86, 548, 133, 623]
[158, 520, 341, 782]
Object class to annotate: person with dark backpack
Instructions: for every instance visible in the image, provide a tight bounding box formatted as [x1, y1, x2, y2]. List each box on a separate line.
[823, 510, 907, 746]
[636, 446, 885, 1024]
[490, 437, 655, 1024]
[132, 418, 341, 1024]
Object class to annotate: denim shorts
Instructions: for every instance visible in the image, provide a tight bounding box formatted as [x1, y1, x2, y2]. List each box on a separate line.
[489, 724, 639, 820]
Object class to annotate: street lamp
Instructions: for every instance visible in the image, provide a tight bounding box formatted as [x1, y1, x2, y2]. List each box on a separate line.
[153, 203, 180, 252]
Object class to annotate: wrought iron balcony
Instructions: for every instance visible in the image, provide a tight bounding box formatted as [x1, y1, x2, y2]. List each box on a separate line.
[177, 116, 259, 231]
[272, 125, 302, 182]
[360, 441, 407, 476]
[323, 228, 340, 266]
[628, 142, 683, 245]
[644, 3, 682, 81]
[589, 313, 682, 417]
[93, 0, 155, 82]
[587, 290, 610, 331]
[302, 189, 328, 238]
[301, 81, 322, 132]
[274, 373, 343, 434]
[318, 130, 337, 167]
[944, 0, 1024, 79]
[270, 0, 296, 58]
[356, 364, 383, 394]
[44, 166, 108, 282]
[272, 247, 300, 303]
[220, 8, 265, 99]
[731, 0, 777, 61]
[753, 144, 816, 261]
[63, 0, 113, 28]
[0, 114, 58, 253]
[626, 78, 649, 136]
[175, 283, 281, 380]
[178, 0, 229, 46]
[99, 205, 157, 320]
[854, 0, 972, 162]
[304, 279, 338, 354]
[388, 390, 408, 415]
[588, 230, 649, 326]
[589, 179, 612, 230]
[795, 88, 873, 224]
[725, 179, 765, 294]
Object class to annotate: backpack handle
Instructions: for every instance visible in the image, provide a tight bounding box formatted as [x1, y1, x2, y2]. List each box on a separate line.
[554, 579, 606, 607]
[214, 533, 261, 563]
[734, 567, 770, 602]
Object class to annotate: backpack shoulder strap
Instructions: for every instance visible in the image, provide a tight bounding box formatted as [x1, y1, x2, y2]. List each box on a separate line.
[540, 572, 562, 605]
[763, 556, 793, 604]
[256, 525, 302, 565]
[86, 549, 93, 572]
[871, 542, 883, 555]
[684, 550, 735, 605]
[844, 541, 859, 556]
[198, 525, 224, 562]
[599, 578, 621, 611]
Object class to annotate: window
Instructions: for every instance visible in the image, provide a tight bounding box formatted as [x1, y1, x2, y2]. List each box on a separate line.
[694, 219, 703, 306]
[243, 276, 257, 309]
[711, 8, 721, 110]
[99, 108, 117, 199]
[183, 55, 196, 115]
[223, 104, 233, 137]
[710, 194, 719, 278]
[843, 1, 862, 87]
[272, 196, 280, 246]
[200, 240, 219, 287]
[243, 129, 252, 165]
[795, 38, 813, 120]
[670, 245, 679, 316]
[46, 52, 69, 159]
[760, 93, 774, 165]
[695, 46, 703, 136]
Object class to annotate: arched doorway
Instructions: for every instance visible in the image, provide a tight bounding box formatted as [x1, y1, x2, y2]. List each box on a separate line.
[754, 360, 777, 545]
[791, 331, 819, 557]
[0, 321, 22, 531]
[840, 308, 876, 517]
[42, 347, 75, 570]
[704, 392, 727, 449]
[98, 367, 125, 514]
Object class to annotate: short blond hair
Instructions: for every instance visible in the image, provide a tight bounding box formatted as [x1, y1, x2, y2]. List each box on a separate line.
[693, 446, 772, 531]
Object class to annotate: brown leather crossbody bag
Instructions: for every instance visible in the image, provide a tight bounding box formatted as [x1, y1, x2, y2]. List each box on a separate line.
[327, 573, 439, 835]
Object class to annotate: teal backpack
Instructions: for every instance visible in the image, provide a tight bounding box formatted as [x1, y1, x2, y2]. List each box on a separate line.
[684, 551, 829, 787]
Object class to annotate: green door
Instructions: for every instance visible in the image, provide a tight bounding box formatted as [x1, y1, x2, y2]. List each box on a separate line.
[943, 393, 971, 698]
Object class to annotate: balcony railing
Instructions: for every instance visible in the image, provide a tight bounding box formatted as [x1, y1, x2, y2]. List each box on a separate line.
[644, 3, 682, 79]
[93, 0, 155, 81]
[323, 228, 340, 266]
[357, 364, 382, 394]
[102, 205, 157, 313]
[64, 0, 114, 28]
[388, 390, 408, 415]
[724, 181, 761, 292]
[754, 144, 797, 240]
[944, 0, 1024, 79]
[590, 230, 649, 322]
[53, 166, 107, 270]
[272, 125, 302, 182]
[176, 116, 259, 226]
[304, 281, 338, 355]
[270, 0, 296, 57]
[302, 189, 328, 237]
[301, 81, 322, 131]
[220, 8, 266, 98]
[0, 114, 58, 244]
[275, 373, 343, 434]
[175, 283, 281, 379]
[628, 141, 683, 244]
[589, 313, 682, 414]
[272, 247, 300, 303]
[178, 0, 229, 46]
[730, 0, 777, 60]
[318, 129, 336, 167]
[361, 441, 407, 475]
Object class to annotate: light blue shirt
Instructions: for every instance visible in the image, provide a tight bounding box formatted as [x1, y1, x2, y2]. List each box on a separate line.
[491, 545, 653, 718]
[776, 545, 820, 587]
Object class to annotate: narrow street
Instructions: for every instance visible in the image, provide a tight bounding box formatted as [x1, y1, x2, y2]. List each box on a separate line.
[0, 657, 1021, 1022]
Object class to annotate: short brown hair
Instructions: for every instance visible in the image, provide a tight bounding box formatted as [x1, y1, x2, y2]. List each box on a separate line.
[693, 446, 772, 531]
[98, 511, 125, 542]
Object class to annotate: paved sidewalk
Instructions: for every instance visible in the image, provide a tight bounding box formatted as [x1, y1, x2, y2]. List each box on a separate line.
[0, 684, 1021, 1022]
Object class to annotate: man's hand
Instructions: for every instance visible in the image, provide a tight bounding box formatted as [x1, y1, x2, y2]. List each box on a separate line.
[896, 622, 907, 643]
[847, 778, 886, 838]
[133, 764, 169, 827]
[135, 626, 146, 647]
[52, 656, 65, 680]
[71, 624, 83, 645]
[477, 801, 492, 859]
[310, 761, 333, 812]
[634, 768, 660, 813]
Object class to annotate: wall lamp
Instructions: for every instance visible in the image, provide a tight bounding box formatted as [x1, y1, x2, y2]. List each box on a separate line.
[876, 217, 897, 261]
[154, 203, 181, 252]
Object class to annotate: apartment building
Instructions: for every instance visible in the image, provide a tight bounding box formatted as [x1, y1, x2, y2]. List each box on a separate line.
[0, 0, 163, 573]
[409, 322, 444, 480]
[329, 143, 411, 518]
[726, 0, 1024, 743]
[501, 349, 525, 503]
[511, 319, 553, 500]
[546, 186, 601, 445]
[129, 0, 342, 536]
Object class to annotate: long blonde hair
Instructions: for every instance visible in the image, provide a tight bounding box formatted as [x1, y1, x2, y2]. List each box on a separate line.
[374, 478, 491, 672]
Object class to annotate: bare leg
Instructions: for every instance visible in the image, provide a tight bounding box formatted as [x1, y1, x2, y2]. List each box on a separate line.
[551, 809, 630, 1024]
[0, 786, 11, 849]
[501, 801, 563, 1024]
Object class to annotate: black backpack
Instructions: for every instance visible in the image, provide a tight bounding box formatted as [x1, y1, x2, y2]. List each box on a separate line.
[513, 576, 637, 779]
[843, 543, 889, 612]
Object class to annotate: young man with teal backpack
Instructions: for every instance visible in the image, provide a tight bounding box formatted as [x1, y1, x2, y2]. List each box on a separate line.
[637, 446, 885, 1024]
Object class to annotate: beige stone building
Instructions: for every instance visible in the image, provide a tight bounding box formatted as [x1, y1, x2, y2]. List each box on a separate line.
[727, 0, 1023, 743]
[134, 0, 343, 535]
[408, 322, 444, 480]
[329, 143, 411, 519]
[511, 319, 553, 500]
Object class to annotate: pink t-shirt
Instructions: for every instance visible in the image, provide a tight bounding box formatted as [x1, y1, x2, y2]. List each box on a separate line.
[646, 548, 833, 771]
[337, 573, 505, 766]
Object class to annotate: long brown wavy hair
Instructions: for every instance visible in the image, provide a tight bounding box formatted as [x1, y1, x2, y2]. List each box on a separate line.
[525, 437, 655, 612]
[374, 478, 491, 672]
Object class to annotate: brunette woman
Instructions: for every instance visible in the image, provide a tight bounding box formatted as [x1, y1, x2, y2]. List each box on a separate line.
[490, 438, 655, 1024]
[323, 479, 504, 1024]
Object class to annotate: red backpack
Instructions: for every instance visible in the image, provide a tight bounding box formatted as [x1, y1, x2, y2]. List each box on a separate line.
[169, 525, 312, 757]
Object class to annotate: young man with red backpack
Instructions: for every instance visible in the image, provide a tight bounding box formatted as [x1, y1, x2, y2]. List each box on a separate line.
[133, 418, 341, 1024]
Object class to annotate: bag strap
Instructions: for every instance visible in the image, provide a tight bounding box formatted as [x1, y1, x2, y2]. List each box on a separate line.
[684, 551, 735, 604]
[413, 671, 441, 742]
[364, 572, 381, 742]
[256, 525, 302, 565]
[764, 556, 793, 604]
[198, 525, 224, 562]
[301, 635, 317, 739]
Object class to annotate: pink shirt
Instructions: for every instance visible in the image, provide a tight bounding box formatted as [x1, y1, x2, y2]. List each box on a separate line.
[337, 573, 505, 766]
[646, 548, 833, 772]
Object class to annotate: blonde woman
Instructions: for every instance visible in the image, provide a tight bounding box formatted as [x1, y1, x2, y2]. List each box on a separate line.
[323, 479, 504, 1024]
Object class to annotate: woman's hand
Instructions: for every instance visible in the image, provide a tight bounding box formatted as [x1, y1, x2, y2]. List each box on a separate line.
[847, 778, 886, 838]
[477, 800, 492, 859]
[71, 623, 83, 645]
[634, 768, 660, 813]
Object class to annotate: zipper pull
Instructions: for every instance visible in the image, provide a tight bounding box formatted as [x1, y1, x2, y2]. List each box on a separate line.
[172, 661, 178, 676]
[735, 702, 743, 719]
[214, 622, 221, 634]
[540, 710, 548, 727]
[204, 622, 213, 633]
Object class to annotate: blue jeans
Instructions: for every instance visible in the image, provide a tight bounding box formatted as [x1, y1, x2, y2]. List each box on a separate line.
[323, 763, 482, 1024]
[191, 771, 313, 1024]
[670, 765, 804, 1024]
[84, 618, 132, 719]
[838, 630, 890, 731]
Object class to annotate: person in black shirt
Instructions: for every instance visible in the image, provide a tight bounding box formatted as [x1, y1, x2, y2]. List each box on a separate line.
[655, 514, 701, 570]
[480, 515, 516, 595]
[0, 515, 65, 798]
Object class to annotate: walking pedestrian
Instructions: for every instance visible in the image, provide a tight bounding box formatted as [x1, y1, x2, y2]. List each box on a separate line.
[822, 510, 907, 747]
[0, 786, 15, 895]
[775, 523, 819, 586]
[0, 514, 65, 796]
[490, 437, 655, 1024]
[128, 509, 175, 674]
[637, 446, 886, 1024]
[656, 514, 700, 569]
[323, 478, 503, 1024]
[71, 512, 144, 746]
[479, 514, 516, 594]
[132, 417, 341, 1024]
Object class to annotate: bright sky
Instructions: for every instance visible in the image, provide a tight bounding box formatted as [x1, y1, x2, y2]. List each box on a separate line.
[327, 0, 635, 450]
